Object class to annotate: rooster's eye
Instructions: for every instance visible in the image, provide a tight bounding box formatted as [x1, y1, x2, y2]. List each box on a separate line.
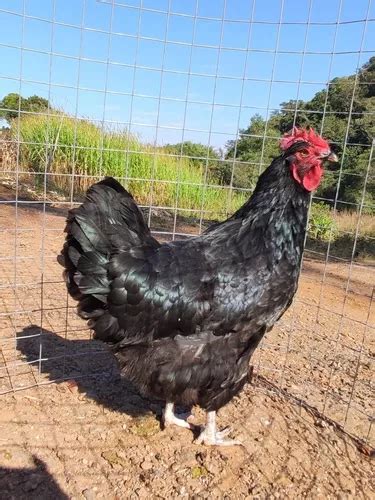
[299, 150, 309, 157]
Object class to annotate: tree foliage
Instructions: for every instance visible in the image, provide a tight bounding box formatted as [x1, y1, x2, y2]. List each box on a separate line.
[225, 57, 375, 212]
[162, 141, 227, 183]
[0, 93, 51, 122]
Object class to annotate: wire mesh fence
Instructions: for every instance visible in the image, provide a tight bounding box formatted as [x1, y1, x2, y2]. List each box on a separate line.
[0, 0, 374, 453]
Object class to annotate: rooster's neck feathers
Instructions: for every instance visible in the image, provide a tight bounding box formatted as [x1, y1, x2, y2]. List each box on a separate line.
[231, 155, 310, 262]
[238, 155, 308, 217]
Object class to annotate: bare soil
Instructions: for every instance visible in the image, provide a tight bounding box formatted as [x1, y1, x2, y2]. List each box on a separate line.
[0, 182, 374, 499]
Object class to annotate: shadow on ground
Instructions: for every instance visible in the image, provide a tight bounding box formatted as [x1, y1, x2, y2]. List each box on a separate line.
[16, 325, 162, 419]
[0, 455, 69, 500]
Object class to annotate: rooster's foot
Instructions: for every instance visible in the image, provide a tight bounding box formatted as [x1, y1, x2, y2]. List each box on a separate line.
[163, 402, 195, 430]
[195, 411, 243, 446]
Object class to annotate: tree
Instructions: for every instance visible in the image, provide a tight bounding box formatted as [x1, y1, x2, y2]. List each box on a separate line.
[358, 56, 375, 98]
[162, 141, 227, 184]
[25, 95, 50, 113]
[0, 93, 50, 123]
[227, 58, 375, 211]
[0, 93, 25, 121]
[225, 115, 280, 189]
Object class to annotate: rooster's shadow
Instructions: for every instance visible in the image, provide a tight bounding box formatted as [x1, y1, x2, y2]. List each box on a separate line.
[16, 325, 163, 419]
[0, 455, 69, 500]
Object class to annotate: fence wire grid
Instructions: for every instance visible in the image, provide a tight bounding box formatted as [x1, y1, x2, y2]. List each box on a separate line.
[0, 0, 374, 453]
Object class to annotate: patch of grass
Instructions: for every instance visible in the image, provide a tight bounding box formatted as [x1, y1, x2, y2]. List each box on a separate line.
[129, 416, 160, 437]
[307, 205, 375, 260]
[335, 211, 375, 238]
[306, 233, 375, 261]
[190, 465, 208, 479]
[13, 113, 248, 219]
[101, 450, 128, 468]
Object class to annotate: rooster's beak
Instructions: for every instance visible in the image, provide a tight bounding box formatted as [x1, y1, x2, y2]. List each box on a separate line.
[326, 152, 338, 162]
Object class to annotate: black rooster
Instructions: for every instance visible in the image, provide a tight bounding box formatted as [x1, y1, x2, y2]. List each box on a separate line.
[58, 128, 337, 446]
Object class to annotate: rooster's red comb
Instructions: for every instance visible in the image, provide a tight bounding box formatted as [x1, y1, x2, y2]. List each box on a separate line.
[280, 127, 330, 151]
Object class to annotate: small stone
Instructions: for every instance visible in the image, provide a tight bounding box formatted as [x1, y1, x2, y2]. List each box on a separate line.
[2, 450, 12, 460]
[136, 487, 148, 498]
[205, 461, 221, 475]
[315, 419, 327, 428]
[179, 450, 197, 467]
[66, 380, 79, 393]
[82, 488, 95, 500]
[141, 460, 153, 471]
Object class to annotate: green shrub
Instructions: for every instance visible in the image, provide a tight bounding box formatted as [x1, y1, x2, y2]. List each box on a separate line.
[308, 202, 337, 241]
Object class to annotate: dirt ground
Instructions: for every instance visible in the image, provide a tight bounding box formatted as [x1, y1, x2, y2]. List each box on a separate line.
[0, 181, 374, 499]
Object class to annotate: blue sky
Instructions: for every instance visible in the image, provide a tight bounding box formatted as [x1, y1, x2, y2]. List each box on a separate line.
[0, 0, 374, 148]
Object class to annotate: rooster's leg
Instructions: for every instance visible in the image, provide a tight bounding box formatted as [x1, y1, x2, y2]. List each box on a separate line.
[196, 411, 242, 446]
[163, 401, 194, 429]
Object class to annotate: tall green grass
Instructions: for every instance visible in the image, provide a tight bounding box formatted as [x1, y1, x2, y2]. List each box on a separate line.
[14, 113, 248, 219]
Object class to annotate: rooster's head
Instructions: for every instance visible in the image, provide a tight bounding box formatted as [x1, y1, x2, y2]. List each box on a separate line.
[280, 127, 338, 192]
